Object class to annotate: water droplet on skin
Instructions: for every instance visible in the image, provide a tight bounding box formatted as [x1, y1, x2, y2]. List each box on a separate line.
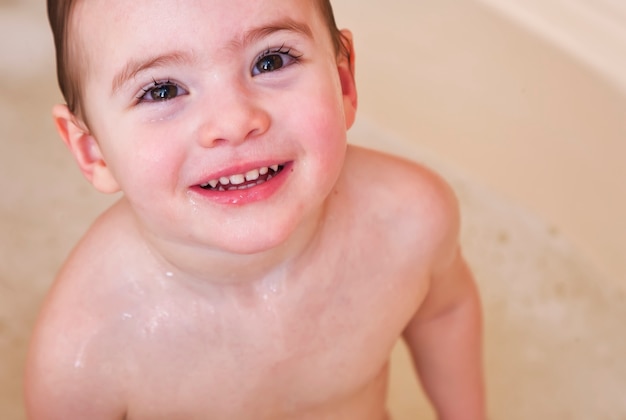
[186, 192, 200, 213]
[144, 307, 170, 335]
[73, 342, 88, 369]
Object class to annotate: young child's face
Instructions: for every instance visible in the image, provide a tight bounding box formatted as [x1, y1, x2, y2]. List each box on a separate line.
[68, 0, 356, 254]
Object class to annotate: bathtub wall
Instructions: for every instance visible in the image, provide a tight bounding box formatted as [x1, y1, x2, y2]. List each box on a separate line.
[333, 0, 626, 284]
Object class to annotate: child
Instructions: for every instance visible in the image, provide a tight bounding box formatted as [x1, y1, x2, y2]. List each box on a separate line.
[26, 0, 485, 419]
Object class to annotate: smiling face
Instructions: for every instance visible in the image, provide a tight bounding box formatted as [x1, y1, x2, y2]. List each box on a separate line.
[57, 0, 357, 256]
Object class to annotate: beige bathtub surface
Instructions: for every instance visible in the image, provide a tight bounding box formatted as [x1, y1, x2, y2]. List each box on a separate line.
[351, 121, 626, 420]
[476, 0, 626, 93]
[2, 1, 626, 420]
[333, 0, 626, 285]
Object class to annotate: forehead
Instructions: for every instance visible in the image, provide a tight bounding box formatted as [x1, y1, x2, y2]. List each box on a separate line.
[70, 0, 329, 93]
[73, 0, 320, 28]
[71, 0, 326, 65]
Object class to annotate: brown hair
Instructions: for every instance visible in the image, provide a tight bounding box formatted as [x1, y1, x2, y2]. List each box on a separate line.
[47, 0, 349, 118]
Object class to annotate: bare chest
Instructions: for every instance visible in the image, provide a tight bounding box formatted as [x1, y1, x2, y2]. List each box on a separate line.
[117, 262, 423, 419]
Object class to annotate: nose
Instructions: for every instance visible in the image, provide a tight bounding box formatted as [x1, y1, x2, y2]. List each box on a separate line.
[196, 82, 271, 148]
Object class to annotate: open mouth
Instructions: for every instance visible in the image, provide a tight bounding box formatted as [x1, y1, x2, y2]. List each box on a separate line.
[199, 164, 285, 192]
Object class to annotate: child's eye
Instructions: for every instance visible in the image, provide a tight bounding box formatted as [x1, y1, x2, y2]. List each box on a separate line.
[252, 45, 302, 76]
[137, 80, 188, 103]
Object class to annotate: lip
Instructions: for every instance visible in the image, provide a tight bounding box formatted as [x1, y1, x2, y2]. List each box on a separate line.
[189, 161, 292, 205]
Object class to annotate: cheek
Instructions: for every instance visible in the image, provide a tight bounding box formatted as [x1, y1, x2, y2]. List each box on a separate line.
[288, 69, 346, 134]
[98, 122, 187, 195]
[286, 89, 348, 190]
[300, 86, 347, 155]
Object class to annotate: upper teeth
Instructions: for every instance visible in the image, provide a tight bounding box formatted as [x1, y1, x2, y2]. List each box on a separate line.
[201, 165, 280, 190]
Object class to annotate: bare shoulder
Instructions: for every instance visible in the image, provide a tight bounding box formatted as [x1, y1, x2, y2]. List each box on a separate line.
[344, 145, 458, 210]
[25, 200, 136, 419]
[342, 145, 461, 259]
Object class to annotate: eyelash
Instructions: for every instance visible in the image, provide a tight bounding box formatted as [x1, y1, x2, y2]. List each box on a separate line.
[252, 44, 303, 75]
[133, 44, 302, 104]
[136, 78, 187, 104]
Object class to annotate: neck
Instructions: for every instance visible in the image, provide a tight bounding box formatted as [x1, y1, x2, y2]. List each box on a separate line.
[135, 202, 328, 291]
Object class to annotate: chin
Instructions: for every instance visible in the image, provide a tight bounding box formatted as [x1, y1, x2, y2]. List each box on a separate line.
[180, 209, 304, 256]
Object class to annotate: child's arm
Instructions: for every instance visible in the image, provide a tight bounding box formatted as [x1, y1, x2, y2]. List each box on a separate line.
[25, 342, 127, 420]
[401, 179, 485, 420]
[24, 304, 127, 420]
[403, 247, 485, 420]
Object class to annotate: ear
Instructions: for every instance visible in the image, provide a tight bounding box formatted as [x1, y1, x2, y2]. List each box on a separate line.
[52, 104, 121, 194]
[336, 29, 358, 129]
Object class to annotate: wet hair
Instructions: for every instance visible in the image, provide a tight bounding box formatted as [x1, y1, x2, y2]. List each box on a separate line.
[47, 0, 350, 118]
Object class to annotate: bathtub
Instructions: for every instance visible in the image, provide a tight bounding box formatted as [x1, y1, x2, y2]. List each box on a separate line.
[1, 1, 625, 419]
[331, 0, 626, 418]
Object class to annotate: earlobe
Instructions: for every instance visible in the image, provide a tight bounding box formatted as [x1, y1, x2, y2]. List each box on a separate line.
[337, 29, 358, 129]
[52, 104, 120, 194]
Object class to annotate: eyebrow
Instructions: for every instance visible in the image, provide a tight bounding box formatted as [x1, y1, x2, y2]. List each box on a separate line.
[111, 51, 195, 94]
[111, 18, 313, 95]
[235, 18, 313, 48]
